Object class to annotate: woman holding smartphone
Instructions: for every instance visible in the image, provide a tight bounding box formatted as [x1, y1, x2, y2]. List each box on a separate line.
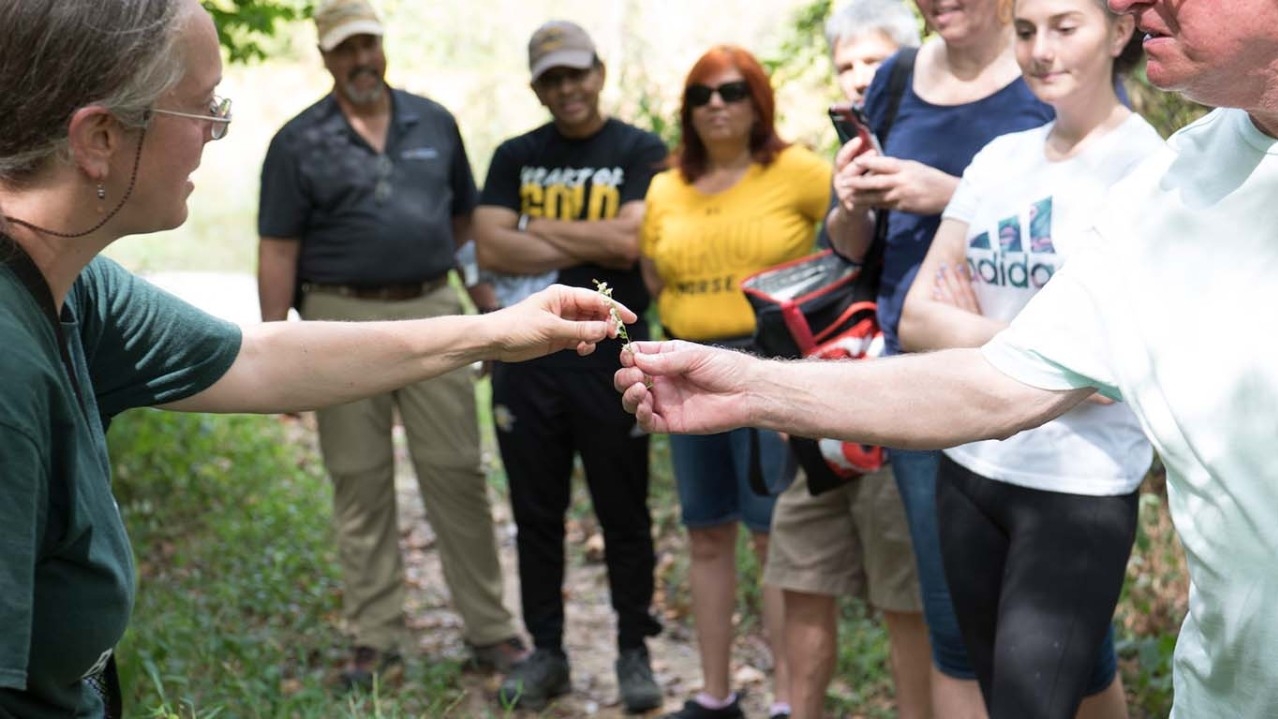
[897, 0, 1161, 716]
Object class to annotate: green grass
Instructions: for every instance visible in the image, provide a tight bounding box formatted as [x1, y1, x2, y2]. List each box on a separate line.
[829, 598, 895, 718]
[109, 409, 475, 718]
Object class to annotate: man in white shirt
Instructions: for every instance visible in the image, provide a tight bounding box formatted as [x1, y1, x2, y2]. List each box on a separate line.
[614, 1, 1278, 715]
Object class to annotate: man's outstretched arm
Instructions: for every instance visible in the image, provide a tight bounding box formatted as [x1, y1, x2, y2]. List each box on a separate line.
[615, 341, 1089, 449]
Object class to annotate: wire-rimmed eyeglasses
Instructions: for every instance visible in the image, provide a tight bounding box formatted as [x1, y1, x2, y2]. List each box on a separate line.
[150, 96, 233, 140]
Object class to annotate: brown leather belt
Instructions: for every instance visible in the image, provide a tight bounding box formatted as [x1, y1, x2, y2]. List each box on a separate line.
[301, 275, 449, 301]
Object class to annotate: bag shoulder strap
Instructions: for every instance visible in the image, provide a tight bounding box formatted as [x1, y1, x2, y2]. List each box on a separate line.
[877, 46, 917, 150]
[858, 46, 918, 297]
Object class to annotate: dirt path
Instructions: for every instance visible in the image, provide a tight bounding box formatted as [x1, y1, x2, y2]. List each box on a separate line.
[392, 436, 777, 718]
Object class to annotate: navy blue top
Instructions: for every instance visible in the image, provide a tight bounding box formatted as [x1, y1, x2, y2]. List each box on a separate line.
[864, 50, 1053, 354]
[258, 89, 477, 285]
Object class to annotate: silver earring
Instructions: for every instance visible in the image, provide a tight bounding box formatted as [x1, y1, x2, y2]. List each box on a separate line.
[96, 183, 106, 200]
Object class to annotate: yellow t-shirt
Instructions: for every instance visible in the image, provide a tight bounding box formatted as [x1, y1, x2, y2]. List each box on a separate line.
[642, 144, 832, 341]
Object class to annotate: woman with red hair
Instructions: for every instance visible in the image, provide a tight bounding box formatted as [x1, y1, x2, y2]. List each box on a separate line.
[640, 45, 830, 719]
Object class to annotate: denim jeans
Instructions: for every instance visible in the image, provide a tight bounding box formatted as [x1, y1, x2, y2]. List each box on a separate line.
[890, 447, 974, 677]
[670, 428, 793, 533]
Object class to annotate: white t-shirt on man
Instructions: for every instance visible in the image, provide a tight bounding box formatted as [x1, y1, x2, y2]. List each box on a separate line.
[942, 115, 1162, 495]
[983, 108, 1278, 717]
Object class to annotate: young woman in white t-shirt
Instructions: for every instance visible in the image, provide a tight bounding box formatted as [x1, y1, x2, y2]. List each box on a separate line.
[897, 0, 1164, 717]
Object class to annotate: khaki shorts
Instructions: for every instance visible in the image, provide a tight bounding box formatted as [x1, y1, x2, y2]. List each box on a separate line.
[764, 464, 921, 613]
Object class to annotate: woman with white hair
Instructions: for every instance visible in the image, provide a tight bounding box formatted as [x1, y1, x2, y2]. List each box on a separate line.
[825, 0, 922, 104]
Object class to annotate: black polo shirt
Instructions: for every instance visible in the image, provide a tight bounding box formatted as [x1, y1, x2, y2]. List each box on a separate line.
[258, 89, 477, 285]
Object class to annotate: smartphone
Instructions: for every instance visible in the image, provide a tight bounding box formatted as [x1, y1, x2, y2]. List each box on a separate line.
[829, 104, 882, 154]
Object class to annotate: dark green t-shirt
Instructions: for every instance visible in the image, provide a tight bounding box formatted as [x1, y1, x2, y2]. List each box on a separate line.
[0, 251, 242, 717]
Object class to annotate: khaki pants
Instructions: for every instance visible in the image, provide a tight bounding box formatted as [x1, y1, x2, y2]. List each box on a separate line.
[765, 465, 922, 613]
[302, 286, 515, 651]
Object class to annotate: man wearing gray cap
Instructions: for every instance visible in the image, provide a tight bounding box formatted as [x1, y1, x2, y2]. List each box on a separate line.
[257, 0, 525, 692]
[473, 19, 668, 714]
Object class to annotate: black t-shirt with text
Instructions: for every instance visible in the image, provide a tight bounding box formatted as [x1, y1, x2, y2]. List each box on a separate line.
[480, 118, 667, 369]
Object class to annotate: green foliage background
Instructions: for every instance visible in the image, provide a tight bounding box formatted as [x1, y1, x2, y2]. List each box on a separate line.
[111, 411, 476, 717]
[204, 0, 311, 63]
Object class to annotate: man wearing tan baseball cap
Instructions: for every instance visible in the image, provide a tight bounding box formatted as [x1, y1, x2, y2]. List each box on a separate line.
[527, 20, 597, 83]
[313, 0, 384, 52]
[258, 0, 527, 695]
[473, 18, 668, 715]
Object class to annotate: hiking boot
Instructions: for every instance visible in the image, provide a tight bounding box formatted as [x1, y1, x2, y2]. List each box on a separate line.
[468, 636, 530, 674]
[336, 645, 404, 695]
[496, 648, 572, 710]
[616, 647, 662, 713]
[661, 694, 745, 719]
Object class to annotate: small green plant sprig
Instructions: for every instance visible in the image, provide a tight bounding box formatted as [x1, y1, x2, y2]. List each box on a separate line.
[595, 280, 653, 388]
[593, 279, 633, 351]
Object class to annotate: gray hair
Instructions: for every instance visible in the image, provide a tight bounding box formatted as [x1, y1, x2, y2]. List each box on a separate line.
[0, 0, 191, 184]
[825, 0, 922, 54]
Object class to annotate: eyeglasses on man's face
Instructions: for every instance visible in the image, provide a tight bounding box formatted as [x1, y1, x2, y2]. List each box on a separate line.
[150, 96, 233, 140]
[685, 81, 751, 108]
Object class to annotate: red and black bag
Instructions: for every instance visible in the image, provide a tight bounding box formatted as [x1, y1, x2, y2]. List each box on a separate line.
[742, 249, 880, 361]
[742, 246, 887, 496]
[740, 47, 916, 496]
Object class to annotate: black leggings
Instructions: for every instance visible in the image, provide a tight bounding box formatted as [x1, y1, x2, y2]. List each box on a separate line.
[936, 455, 1138, 719]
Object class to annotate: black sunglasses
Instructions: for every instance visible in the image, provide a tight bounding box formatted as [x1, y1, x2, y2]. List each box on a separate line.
[686, 80, 751, 108]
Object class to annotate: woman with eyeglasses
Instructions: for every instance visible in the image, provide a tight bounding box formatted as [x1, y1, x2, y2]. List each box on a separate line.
[639, 45, 830, 719]
[0, 1, 628, 715]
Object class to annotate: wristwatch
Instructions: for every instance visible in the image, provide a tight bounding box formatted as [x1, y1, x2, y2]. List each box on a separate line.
[517, 213, 531, 232]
